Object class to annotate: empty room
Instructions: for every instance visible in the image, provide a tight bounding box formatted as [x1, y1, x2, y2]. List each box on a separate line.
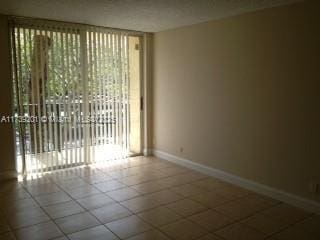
[0, 0, 319, 239]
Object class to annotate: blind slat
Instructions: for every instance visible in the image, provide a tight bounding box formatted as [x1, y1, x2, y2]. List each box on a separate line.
[12, 20, 133, 176]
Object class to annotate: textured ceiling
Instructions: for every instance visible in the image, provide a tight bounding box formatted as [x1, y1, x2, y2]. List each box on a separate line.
[0, 0, 302, 32]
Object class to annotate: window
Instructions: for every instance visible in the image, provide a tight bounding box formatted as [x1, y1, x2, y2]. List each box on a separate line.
[11, 18, 142, 176]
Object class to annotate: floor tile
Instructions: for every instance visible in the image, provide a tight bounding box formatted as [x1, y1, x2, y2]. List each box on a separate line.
[35, 191, 72, 206]
[160, 219, 207, 240]
[158, 166, 189, 176]
[211, 185, 251, 200]
[55, 212, 100, 234]
[189, 191, 231, 208]
[235, 194, 280, 210]
[90, 202, 132, 223]
[146, 189, 183, 204]
[0, 232, 16, 240]
[48, 171, 79, 182]
[138, 206, 181, 227]
[81, 174, 113, 184]
[2, 198, 39, 214]
[43, 201, 85, 219]
[274, 224, 319, 240]
[215, 223, 267, 240]
[198, 234, 223, 240]
[166, 199, 207, 217]
[0, 188, 30, 202]
[188, 209, 233, 231]
[170, 184, 207, 197]
[77, 193, 115, 210]
[14, 221, 63, 240]
[214, 198, 268, 221]
[0, 225, 10, 235]
[118, 167, 141, 176]
[75, 167, 102, 177]
[260, 203, 310, 225]
[68, 225, 118, 240]
[52, 237, 69, 240]
[25, 183, 61, 196]
[292, 215, 320, 237]
[156, 176, 190, 188]
[105, 215, 151, 239]
[94, 180, 126, 192]
[177, 171, 208, 182]
[66, 185, 101, 199]
[242, 213, 290, 235]
[126, 229, 170, 240]
[2, 158, 316, 240]
[151, 161, 176, 170]
[0, 215, 10, 234]
[191, 178, 228, 191]
[57, 178, 90, 190]
[22, 178, 53, 187]
[120, 195, 162, 213]
[6, 207, 50, 229]
[119, 175, 150, 186]
[108, 169, 136, 179]
[131, 181, 168, 194]
[143, 170, 174, 180]
[106, 187, 141, 201]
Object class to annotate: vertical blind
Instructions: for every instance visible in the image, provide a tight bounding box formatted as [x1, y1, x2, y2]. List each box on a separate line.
[11, 18, 138, 176]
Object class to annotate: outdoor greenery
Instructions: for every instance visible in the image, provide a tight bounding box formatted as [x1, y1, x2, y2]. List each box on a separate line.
[13, 27, 132, 155]
[14, 28, 129, 107]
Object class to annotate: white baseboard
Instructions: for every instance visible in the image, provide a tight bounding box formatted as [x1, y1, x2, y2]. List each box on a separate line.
[153, 149, 320, 214]
[0, 170, 18, 181]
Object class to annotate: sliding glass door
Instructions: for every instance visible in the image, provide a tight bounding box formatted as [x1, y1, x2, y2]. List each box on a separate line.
[11, 18, 142, 175]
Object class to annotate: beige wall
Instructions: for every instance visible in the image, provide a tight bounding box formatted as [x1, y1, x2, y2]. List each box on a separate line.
[0, 15, 16, 179]
[153, 1, 320, 202]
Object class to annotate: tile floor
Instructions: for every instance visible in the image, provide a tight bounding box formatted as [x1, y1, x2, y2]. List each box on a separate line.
[0, 156, 319, 240]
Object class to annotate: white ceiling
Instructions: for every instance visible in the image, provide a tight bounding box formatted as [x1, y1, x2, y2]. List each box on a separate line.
[0, 0, 302, 32]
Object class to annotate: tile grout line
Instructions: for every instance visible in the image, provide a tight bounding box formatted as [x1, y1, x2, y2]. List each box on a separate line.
[1, 157, 316, 240]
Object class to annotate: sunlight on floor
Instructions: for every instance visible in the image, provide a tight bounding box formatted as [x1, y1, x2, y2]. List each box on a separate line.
[17, 144, 132, 180]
